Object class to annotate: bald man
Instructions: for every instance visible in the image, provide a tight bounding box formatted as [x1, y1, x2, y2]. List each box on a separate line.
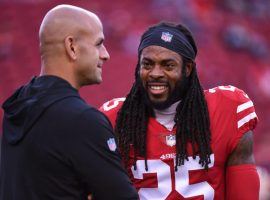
[0, 5, 138, 200]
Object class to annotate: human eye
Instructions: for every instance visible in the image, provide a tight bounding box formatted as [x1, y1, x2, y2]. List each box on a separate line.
[96, 38, 104, 47]
[164, 62, 176, 70]
[141, 60, 152, 69]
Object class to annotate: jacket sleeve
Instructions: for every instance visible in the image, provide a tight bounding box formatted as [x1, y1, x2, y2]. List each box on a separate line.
[67, 108, 138, 200]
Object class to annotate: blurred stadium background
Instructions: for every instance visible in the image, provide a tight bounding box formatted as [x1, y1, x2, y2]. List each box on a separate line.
[0, 0, 269, 190]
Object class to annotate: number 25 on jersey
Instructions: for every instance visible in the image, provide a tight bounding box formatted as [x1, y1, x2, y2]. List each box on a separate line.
[131, 154, 215, 200]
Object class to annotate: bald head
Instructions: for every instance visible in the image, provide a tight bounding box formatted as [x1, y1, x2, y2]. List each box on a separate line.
[39, 4, 110, 89]
[39, 4, 101, 51]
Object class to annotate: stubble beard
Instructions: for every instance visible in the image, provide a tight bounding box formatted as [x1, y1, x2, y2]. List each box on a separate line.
[139, 75, 190, 110]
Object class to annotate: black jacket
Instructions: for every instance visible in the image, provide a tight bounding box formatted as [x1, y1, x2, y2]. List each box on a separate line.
[0, 75, 138, 200]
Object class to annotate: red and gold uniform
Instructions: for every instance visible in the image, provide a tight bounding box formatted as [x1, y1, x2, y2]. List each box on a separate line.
[100, 86, 258, 200]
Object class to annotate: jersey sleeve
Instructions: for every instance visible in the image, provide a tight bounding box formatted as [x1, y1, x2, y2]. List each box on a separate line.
[67, 107, 138, 199]
[209, 86, 258, 153]
[99, 97, 125, 128]
[234, 89, 257, 134]
[233, 87, 258, 151]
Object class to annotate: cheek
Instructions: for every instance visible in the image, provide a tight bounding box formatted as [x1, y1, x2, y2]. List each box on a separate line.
[85, 46, 97, 59]
[140, 73, 150, 88]
[139, 70, 147, 82]
[167, 72, 182, 86]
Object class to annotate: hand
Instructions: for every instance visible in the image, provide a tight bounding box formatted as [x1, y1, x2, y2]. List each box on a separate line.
[88, 194, 92, 200]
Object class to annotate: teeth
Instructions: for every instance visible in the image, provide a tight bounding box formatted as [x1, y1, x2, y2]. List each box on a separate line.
[150, 86, 166, 90]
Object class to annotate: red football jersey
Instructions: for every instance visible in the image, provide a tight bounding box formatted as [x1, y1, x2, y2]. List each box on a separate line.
[100, 86, 258, 200]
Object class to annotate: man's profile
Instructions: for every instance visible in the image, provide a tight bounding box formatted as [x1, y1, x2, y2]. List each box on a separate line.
[0, 4, 138, 200]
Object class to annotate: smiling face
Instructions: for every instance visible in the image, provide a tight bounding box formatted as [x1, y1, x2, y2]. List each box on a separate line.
[139, 45, 191, 108]
[75, 19, 110, 86]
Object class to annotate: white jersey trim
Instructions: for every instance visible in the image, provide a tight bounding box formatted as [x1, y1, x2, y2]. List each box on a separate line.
[237, 101, 254, 113]
[237, 112, 257, 128]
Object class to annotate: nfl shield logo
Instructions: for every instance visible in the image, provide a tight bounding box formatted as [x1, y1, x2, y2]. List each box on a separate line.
[161, 32, 173, 42]
[166, 135, 176, 147]
[107, 138, 117, 151]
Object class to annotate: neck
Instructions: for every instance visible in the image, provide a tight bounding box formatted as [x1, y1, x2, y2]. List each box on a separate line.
[40, 62, 80, 90]
[154, 101, 180, 131]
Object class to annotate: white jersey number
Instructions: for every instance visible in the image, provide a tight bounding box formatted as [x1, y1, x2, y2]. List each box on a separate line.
[209, 85, 249, 99]
[131, 155, 214, 200]
[102, 98, 125, 111]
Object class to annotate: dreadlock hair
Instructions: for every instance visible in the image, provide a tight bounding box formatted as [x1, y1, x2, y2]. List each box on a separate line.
[115, 22, 212, 171]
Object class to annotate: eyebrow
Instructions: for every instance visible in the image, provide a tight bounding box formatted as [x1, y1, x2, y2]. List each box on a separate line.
[141, 57, 178, 63]
[161, 59, 178, 63]
[141, 57, 153, 62]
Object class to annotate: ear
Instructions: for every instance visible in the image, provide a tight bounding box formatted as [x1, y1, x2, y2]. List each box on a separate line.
[64, 36, 77, 60]
[185, 62, 194, 77]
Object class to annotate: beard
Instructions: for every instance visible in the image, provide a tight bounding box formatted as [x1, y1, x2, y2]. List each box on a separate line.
[138, 75, 190, 110]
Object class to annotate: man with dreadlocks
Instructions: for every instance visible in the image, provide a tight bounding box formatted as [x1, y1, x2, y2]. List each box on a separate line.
[100, 22, 259, 199]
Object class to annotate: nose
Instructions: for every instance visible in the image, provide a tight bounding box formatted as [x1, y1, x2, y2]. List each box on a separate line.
[149, 65, 164, 79]
[100, 45, 110, 61]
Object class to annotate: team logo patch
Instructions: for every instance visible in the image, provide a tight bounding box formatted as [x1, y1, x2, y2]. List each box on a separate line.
[161, 32, 173, 42]
[165, 134, 176, 147]
[107, 138, 117, 151]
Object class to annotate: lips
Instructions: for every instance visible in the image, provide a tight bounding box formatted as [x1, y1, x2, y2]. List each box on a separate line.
[97, 62, 103, 68]
[149, 85, 167, 90]
[147, 82, 168, 95]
